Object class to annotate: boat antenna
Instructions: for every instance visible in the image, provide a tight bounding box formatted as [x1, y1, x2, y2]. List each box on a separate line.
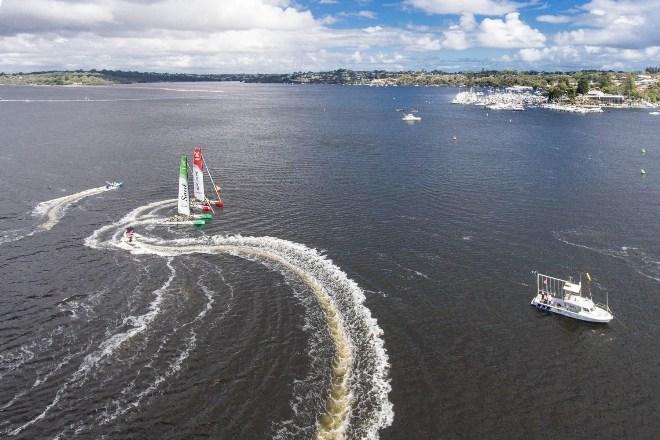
[606, 290, 609, 312]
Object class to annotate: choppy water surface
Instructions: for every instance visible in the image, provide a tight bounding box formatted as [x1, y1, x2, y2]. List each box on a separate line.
[1, 83, 660, 439]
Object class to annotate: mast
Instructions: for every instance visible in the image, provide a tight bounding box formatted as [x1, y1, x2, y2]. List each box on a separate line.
[177, 155, 191, 216]
[202, 153, 223, 202]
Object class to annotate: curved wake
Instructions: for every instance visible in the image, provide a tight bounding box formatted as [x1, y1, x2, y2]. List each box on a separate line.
[1, 186, 117, 244]
[85, 201, 393, 439]
[555, 229, 660, 282]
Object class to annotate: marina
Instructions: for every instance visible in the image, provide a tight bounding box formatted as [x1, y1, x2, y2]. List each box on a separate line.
[452, 89, 545, 110]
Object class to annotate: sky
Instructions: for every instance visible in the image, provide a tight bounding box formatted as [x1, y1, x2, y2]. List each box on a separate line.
[1, 0, 659, 73]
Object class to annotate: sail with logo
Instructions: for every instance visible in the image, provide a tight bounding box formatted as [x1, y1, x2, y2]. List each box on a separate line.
[190, 147, 224, 211]
[179, 155, 191, 216]
[163, 155, 213, 225]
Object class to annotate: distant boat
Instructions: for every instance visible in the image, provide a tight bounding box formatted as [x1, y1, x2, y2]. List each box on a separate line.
[531, 273, 613, 323]
[105, 181, 122, 189]
[641, 168, 646, 175]
[402, 113, 421, 121]
[649, 111, 660, 115]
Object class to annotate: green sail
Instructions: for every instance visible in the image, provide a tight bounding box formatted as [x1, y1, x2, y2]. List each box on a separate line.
[179, 155, 188, 178]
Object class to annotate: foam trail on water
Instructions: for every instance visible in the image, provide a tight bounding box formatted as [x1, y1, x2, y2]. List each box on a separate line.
[137, 238, 357, 439]
[95, 228, 389, 438]
[98, 274, 221, 425]
[82, 200, 392, 439]
[33, 186, 117, 231]
[84, 198, 175, 250]
[6, 260, 175, 437]
[555, 229, 660, 282]
[1, 186, 118, 244]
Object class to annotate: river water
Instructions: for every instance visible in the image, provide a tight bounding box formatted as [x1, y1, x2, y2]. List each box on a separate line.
[1, 83, 659, 439]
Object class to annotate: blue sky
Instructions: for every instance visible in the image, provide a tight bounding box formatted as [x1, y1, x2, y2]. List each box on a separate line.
[0, 0, 659, 73]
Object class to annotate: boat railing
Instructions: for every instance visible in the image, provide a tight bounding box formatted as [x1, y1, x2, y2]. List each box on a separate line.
[594, 302, 613, 314]
[537, 273, 567, 298]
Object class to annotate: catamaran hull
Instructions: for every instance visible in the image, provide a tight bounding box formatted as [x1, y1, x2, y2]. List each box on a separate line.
[530, 298, 613, 323]
[162, 213, 211, 226]
[161, 220, 206, 226]
[190, 200, 213, 212]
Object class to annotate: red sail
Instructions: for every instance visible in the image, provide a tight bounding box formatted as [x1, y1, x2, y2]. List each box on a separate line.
[193, 147, 203, 171]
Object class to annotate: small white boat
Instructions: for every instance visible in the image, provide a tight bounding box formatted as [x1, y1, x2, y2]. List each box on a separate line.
[649, 111, 660, 115]
[105, 181, 123, 189]
[531, 273, 613, 323]
[402, 113, 421, 121]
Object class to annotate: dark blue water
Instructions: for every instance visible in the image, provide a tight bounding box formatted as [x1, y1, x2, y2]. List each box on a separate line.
[1, 83, 660, 439]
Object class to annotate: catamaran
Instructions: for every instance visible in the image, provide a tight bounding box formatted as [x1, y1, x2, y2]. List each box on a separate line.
[531, 273, 614, 323]
[163, 155, 213, 226]
[190, 147, 224, 212]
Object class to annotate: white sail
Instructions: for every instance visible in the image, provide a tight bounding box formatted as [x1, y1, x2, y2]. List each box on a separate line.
[178, 155, 191, 216]
[192, 147, 205, 201]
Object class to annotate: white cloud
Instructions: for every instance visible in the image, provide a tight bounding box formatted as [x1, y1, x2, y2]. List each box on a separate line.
[536, 14, 572, 24]
[400, 34, 442, 51]
[477, 12, 545, 48]
[356, 10, 376, 19]
[338, 10, 377, 19]
[555, 0, 660, 49]
[513, 44, 660, 69]
[459, 13, 477, 31]
[0, 0, 318, 34]
[441, 29, 470, 50]
[363, 25, 382, 33]
[0, 0, 657, 72]
[350, 50, 362, 63]
[405, 0, 520, 16]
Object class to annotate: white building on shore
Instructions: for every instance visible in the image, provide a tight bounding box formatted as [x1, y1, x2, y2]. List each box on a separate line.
[583, 90, 624, 104]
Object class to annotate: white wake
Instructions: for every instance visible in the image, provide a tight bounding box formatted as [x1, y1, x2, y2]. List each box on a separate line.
[86, 200, 393, 440]
[1, 185, 118, 244]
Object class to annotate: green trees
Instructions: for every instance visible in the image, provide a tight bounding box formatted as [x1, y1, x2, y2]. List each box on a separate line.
[546, 84, 564, 101]
[598, 73, 616, 93]
[577, 76, 590, 95]
[622, 74, 637, 98]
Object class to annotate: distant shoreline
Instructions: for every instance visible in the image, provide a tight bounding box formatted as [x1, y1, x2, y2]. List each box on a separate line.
[2, 69, 659, 108]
